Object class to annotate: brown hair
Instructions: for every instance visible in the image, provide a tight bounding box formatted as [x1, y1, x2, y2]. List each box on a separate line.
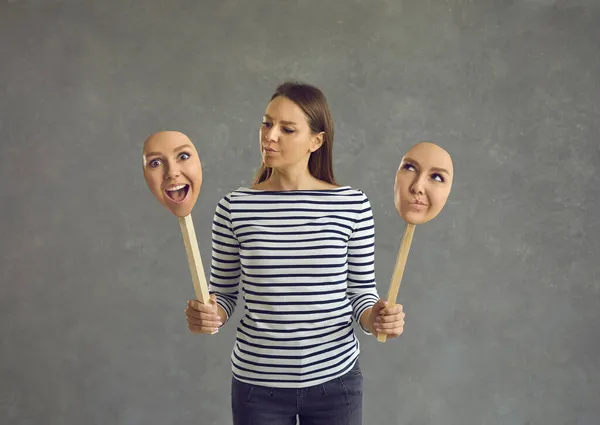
[253, 81, 337, 185]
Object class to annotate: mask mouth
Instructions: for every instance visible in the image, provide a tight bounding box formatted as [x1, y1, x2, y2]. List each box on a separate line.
[164, 184, 190, 203]
[410, 198, 428, 206]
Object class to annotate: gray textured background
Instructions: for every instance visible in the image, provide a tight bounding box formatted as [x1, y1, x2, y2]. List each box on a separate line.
[1, 1, 599, 424]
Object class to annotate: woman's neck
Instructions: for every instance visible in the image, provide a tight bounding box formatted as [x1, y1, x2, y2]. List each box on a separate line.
[254, 168, 335, 191]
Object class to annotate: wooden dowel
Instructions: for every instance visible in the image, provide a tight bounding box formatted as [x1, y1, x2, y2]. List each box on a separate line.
[377, 222, 415, 343]
[178, 214, 210, 304]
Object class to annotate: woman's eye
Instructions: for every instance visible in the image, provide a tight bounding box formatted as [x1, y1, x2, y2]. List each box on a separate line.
[261, 121, 272, 128]
[283, 128, 294, 134]
[179, 152, 191, 160]
[402, 163, 416, 171]
[149, 159, 161, 167]
[432, 173, 444, 182]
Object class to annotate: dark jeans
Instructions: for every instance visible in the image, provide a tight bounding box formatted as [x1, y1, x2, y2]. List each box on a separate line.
[231, 360, 363, 425]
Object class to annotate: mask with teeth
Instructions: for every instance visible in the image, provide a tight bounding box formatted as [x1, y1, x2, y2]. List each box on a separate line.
[142, 131, 203, 218]
[394, 142, 454, 225]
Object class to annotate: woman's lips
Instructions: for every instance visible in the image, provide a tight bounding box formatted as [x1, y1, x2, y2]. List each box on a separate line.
[262, 144, 278, 152]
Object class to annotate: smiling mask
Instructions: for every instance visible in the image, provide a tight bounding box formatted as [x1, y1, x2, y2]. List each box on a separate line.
[142, 131, 209, 304]
[142, 131, 203, 218]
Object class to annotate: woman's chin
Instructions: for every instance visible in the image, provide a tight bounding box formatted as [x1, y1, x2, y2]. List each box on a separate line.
[262, 157, 280, 167]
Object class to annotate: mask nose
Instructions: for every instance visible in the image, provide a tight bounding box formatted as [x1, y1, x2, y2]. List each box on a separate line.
[165, 164, 181, 180]
[410, 178, 425, 195]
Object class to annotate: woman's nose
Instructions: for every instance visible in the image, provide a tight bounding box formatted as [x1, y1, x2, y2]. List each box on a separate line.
[265, 127, 279, 142]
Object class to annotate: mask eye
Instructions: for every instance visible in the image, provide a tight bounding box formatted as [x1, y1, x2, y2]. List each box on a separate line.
[432, 173, 444, 182]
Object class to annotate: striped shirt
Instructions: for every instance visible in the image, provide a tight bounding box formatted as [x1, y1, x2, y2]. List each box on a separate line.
[208, 186, 380, 388]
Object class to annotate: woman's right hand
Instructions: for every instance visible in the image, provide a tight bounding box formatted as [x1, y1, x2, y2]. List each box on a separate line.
[185, 294, 223, 334]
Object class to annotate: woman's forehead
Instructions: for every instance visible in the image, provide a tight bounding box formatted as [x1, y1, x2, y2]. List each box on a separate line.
[264, 97, 306, 123]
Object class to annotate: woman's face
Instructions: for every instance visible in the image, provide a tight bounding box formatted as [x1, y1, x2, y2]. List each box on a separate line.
[259, 96, 323, 170]
[142, 131, 203, 217]
[394, 142, 453, 224]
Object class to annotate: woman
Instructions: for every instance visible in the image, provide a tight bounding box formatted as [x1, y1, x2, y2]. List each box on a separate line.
[185, 81, 406, 425]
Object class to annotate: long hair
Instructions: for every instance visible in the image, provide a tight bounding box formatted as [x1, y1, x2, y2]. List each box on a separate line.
[253, 81, 337, 186]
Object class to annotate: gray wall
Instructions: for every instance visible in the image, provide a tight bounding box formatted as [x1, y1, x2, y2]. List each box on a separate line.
[1, 1, 599, 424]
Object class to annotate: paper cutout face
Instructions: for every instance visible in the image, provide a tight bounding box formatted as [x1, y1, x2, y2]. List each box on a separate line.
[142, 131, 202, 217]
[394, 142, 454, 224]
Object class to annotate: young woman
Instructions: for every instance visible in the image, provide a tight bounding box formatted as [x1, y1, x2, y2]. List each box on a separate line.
[185, 81, 406, 425]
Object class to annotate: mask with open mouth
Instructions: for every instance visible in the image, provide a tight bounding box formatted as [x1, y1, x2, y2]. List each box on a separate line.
[142, 131, 203, 218]
[394, 141, 454, 224]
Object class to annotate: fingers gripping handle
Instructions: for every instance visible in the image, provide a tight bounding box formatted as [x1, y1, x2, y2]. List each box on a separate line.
[377, 223, 415, 343]
[178, 215, 210, 304]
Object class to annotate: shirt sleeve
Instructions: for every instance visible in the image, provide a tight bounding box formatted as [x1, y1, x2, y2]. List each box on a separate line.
[346, 192, 380, 334]
[208, 195, 241, 320]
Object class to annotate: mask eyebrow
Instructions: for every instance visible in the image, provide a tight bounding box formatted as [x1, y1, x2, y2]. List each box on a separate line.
[144, 144, 192, 158]
[403, 157, 451, 175]
[173, 144, 193, 152]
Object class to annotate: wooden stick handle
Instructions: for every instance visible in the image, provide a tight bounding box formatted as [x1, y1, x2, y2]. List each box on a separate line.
[377, 222, 415, 343]
[178, 215, 210, 304]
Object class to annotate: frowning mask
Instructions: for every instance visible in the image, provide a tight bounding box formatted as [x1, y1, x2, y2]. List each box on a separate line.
[142, 131, 203, 218]
[394, 142, 454, 224]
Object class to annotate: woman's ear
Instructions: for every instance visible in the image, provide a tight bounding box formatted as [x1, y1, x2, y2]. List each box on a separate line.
[309, 132, 325, 153]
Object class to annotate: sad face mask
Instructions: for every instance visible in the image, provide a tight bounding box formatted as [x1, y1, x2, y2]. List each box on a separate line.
[394, 142, 454, 225]
[142, 131, 203, 218]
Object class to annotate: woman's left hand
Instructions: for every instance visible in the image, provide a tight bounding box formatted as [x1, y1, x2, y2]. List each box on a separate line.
[370, 299, 406, 338]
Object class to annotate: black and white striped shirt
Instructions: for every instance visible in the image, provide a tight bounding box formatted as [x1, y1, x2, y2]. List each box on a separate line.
[208, 186, 380, 388]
